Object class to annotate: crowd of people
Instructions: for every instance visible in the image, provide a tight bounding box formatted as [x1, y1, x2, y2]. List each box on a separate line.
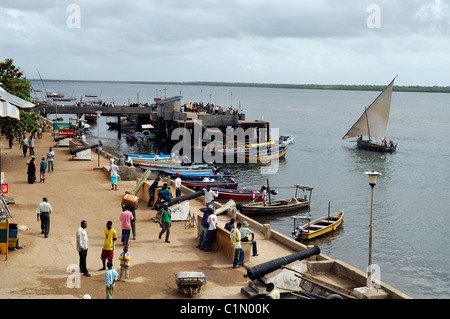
[16, 133, 277, 299]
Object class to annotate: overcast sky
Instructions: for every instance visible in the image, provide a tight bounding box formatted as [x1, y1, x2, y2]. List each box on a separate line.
[1, 0, 449, 86]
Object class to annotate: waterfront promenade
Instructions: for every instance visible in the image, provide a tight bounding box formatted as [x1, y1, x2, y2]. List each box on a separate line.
[0, 128, 295, 299]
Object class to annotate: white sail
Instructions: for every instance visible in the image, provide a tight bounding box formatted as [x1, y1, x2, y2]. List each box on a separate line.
[342, 76, 396, 141]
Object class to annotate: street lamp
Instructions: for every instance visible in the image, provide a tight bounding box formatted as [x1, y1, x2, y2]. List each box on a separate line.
[364, 170, 381, 287]
[96, 111, 102, 167]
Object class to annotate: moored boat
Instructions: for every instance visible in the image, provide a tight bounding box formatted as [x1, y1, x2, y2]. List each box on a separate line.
[137, 162, 213, 171]
[279, 135, 294, 146]
[211, 187, 262, 200]
[292, 210, 344, 242]
[182, 177, 238, 190]
[237, 185, 313, 216]
[163, 169, 232, 180]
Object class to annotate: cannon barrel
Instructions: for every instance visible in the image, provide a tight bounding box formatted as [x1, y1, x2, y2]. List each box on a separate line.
[244, 245, 320, 281]
[153, 190, 204, 210]
[69, 144, 99, 155]
[53, 136, 70, 142]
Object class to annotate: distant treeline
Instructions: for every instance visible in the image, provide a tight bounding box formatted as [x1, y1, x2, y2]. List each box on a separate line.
[32, 79, 450, 93]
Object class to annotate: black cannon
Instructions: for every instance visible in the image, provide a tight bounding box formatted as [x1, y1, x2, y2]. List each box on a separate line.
[153, 190, 204, 211]
[244, 245, 321, 281]
[69, 144, 99, 155]
[53, 136, 70, 142]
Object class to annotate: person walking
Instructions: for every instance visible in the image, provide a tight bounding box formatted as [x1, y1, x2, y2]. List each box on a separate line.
[174, 173, 182, 197]
[203, 185, 218, 210]
[27, 156, 36, 184]
[36, 197, 52, 238]
[22, 135, 28, 157]
[28, 135, 35, 156]
[196, 205, 213, 248]
[158, 202, 171, 243]
[46, 147, 54, 172]
[119, 205, 134, 246]
[109, 160, 119, 190]
[201, 208, 218, 252]
[231, 222, 244, 268]
[39, 157, 47, 183]
[99, 221, 117, 271]
[147, 175, 161, 207]
[118, 245, 131, 282]
[240, 221, 258, 256]
[76, 220, 91, 277]
[105, 261, 118, 299]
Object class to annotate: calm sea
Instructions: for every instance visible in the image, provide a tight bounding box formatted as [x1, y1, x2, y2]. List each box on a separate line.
[32, 79, 450, 299]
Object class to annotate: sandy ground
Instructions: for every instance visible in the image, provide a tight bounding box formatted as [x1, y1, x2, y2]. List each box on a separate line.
[0, 129, 256, 299]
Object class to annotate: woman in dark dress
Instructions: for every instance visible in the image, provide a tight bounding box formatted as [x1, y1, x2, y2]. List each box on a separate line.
[27, 156, 36, 184]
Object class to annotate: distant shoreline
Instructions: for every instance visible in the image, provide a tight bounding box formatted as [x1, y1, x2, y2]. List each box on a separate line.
[30, 79, 450, 93]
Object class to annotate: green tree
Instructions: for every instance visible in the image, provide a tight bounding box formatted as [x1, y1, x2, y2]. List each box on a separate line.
[0, 58, 32, 101]
[0, 58, 38, 137]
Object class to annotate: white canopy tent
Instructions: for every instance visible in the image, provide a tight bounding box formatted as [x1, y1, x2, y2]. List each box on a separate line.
[0, 86, 35, 119]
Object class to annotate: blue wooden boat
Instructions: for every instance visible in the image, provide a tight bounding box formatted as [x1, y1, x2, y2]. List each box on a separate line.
[137, 162, 214, 171]
[125, 152, 171, 159]
[162, 170, 233, 181]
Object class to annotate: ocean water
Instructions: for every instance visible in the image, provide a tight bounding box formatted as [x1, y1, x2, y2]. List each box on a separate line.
[32, 79, 450, 299]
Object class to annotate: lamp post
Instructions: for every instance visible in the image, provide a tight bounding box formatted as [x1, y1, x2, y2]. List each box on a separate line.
[364, 170, 381, 287]
[96, 111, 102, 167]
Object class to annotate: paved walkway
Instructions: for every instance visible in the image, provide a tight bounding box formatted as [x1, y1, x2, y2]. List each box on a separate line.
[0, 129, 299, 299]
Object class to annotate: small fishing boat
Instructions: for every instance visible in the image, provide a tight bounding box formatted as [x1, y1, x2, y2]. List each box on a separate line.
[124, 153, 179, 165]
[125, 152, 172, 159]
[137, 162, 213, 171]
[292, 210, 344, 242]
[244, 144, 288, 162]
[342, 76, 398, 152]
[279, 135, 294, 146]
[211, 187, 262, 200]
[84, 113, 98, 122]
[141, 124, 156, 140]
[163, 170, 232, 181]
[237, 185, 313, 216]
[182, 176, 238, 190]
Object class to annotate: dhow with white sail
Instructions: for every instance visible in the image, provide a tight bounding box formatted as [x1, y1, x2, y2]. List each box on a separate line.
[342, 76, 398, 152]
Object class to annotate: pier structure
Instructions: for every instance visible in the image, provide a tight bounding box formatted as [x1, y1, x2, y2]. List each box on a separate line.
[33, 96, 271, 154]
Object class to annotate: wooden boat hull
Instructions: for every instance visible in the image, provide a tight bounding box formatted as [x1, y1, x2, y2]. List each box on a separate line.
[238, 198, 310, 216]
[245, 145, 288, 162]
[182, 181, 239, 190]
[357, 139, 396, 152]
[211, 187, 262, 200]
[163, 171, 231, 180]
[294, 211, 344, 241]
[137, 162, 213, 171]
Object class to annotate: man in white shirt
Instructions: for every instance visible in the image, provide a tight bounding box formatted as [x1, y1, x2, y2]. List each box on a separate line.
[200, 207, 218, 251]
[76, 220, 91, 277]
[36, 197, 52, 238]
[203, 185, 218, 210]
[174, 173, 182, 197]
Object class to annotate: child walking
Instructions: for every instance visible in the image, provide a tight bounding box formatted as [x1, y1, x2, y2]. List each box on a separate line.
[105, 261, 118, 299]
[118, 246, 131, 282]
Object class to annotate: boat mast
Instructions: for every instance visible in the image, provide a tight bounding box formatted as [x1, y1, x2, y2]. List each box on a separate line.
[364, 106, 371, 142]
